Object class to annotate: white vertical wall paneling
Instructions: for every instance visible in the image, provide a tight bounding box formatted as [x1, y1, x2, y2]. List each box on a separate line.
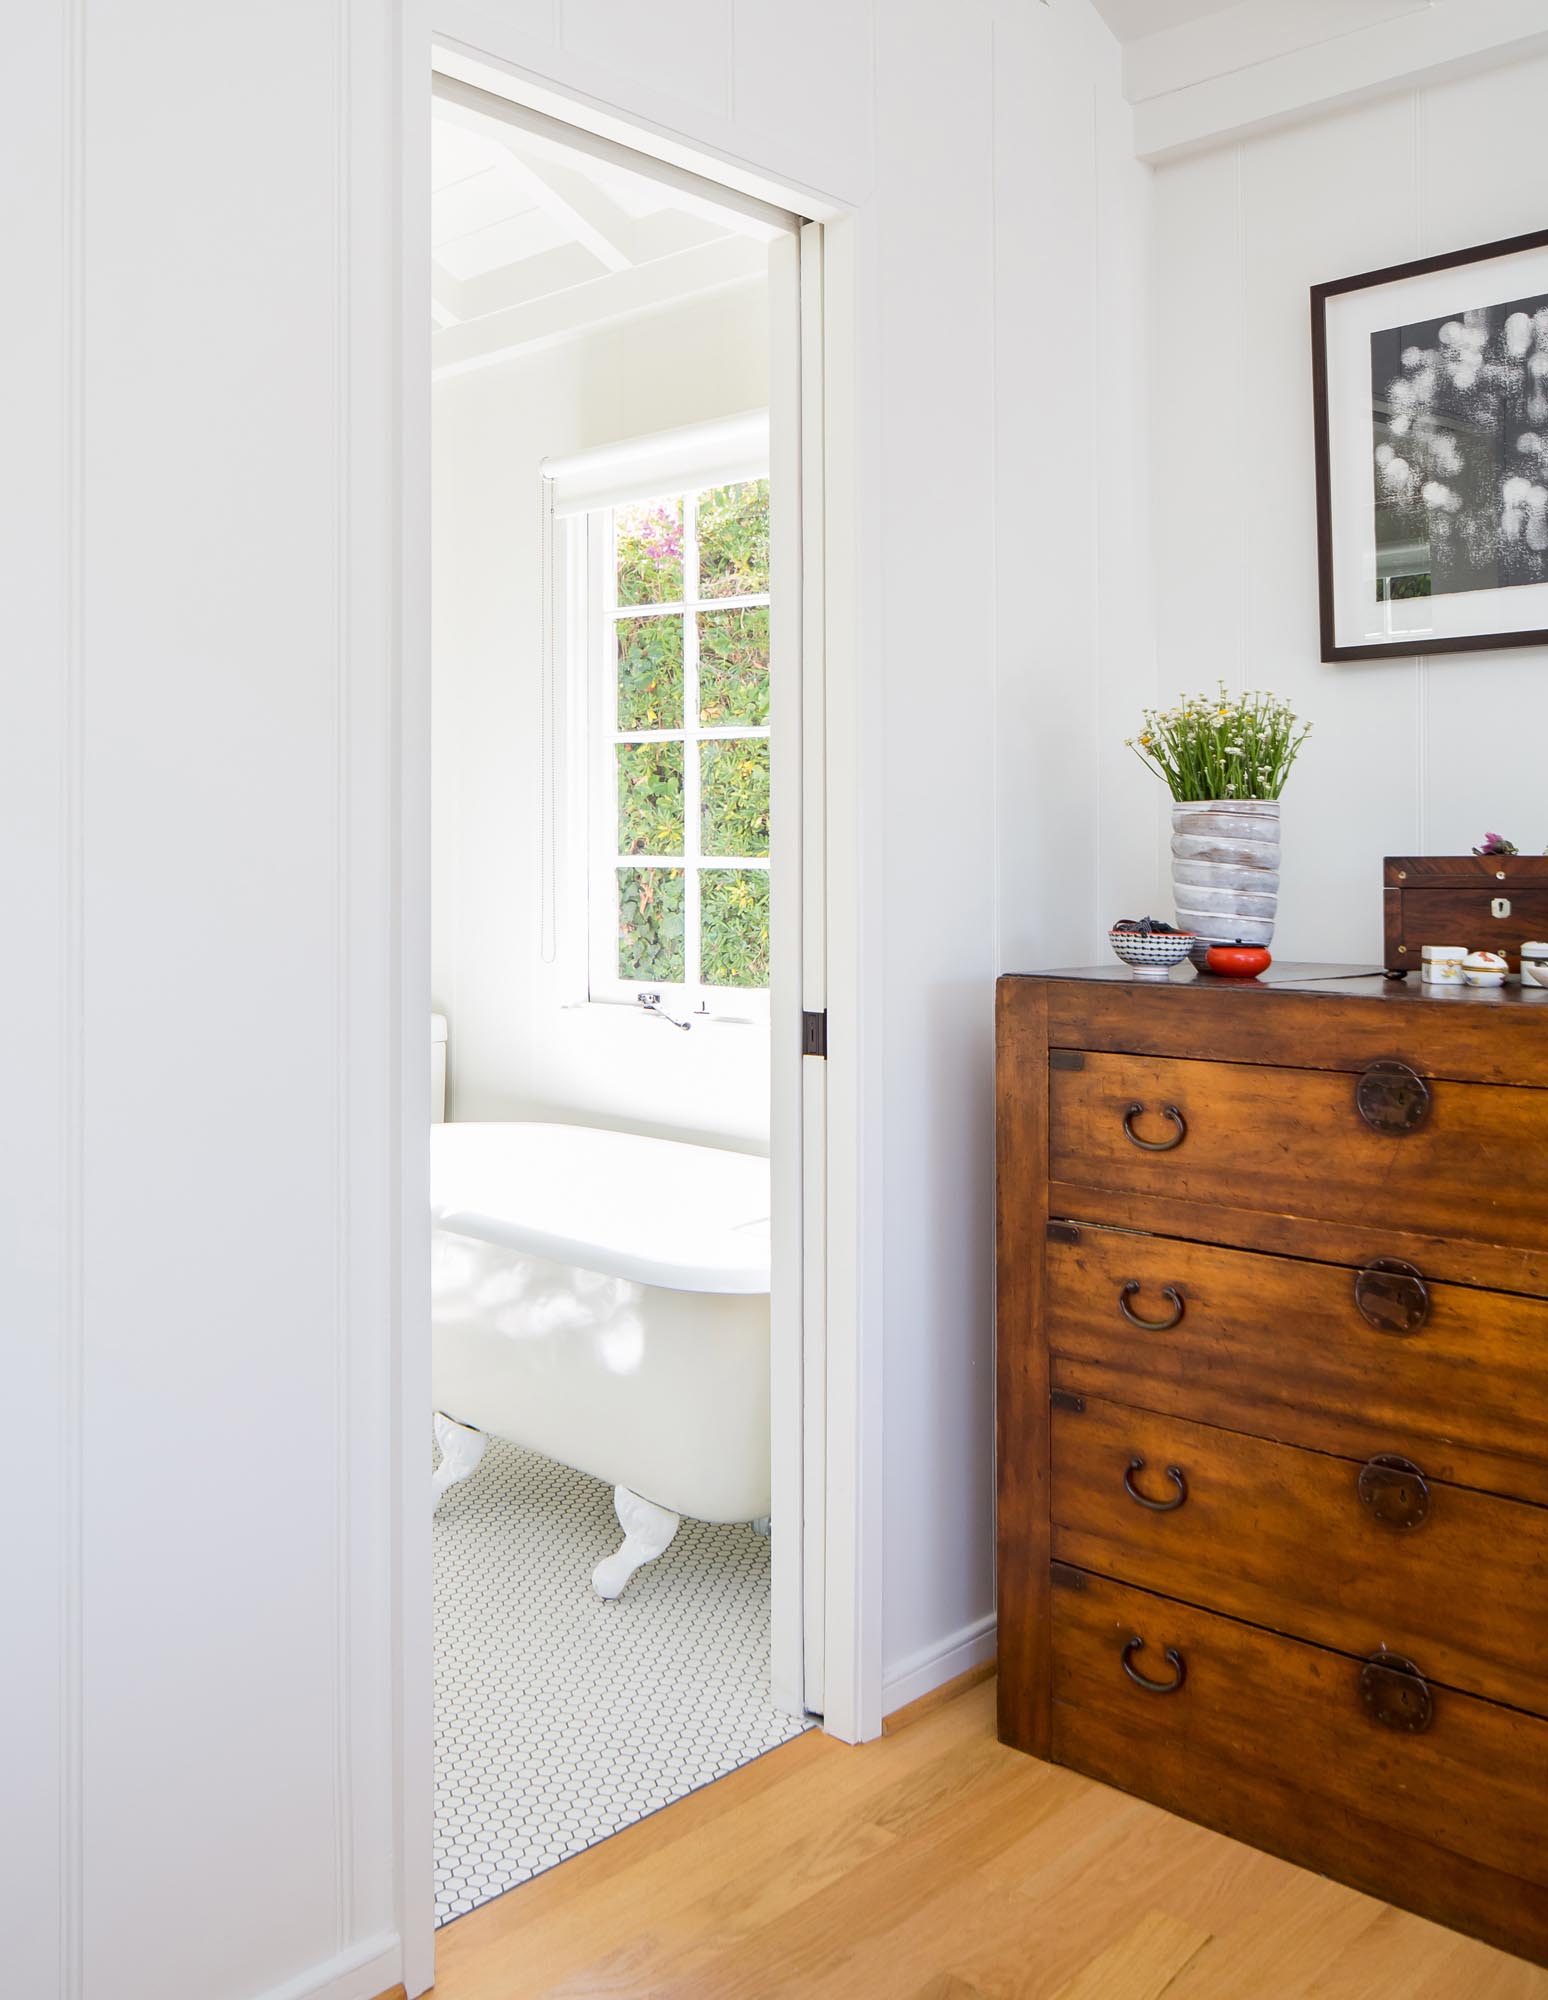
[1148, 147, 1247, 706]
[344, 0, 404, 1965]
[1147, 58, 1548, 967]
[398, 9, 437, 1993]
[1092, 79, 1164, 939]
[560, 0, 732, 117]
[993, 2, 1153, 971]
[80, 1, 345, 1980]
[874, 0, 999, 1697]
[994, 0, 1097, 975]
[2, 2, 78, 1993]
[3, 1, 404, 1996]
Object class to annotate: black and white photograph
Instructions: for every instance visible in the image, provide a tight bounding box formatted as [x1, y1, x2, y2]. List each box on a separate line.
[1314, 228, 1548, 660]
[1371, 292, 1548, 603]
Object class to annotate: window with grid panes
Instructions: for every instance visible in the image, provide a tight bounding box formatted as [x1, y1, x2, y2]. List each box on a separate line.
[585, 476, 771, 1014]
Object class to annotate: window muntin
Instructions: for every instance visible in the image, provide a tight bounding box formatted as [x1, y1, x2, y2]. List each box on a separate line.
[589, 478, 771, 1012]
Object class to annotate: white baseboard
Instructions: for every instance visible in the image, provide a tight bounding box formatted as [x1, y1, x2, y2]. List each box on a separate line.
[255, 1932, 402, 2000]
[881, 1611, 997, 1718]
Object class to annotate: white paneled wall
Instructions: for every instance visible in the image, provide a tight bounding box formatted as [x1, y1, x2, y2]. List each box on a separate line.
[1149, 56, 1548, 965]
[432, 283, 772, 1148]
[876, 0, 1150, 1699]
[8, 0, 1142, 1992]
[872, 0, 1001, 1697]
[10, 5, 403, 1999]
[994, 1, 1159, 977]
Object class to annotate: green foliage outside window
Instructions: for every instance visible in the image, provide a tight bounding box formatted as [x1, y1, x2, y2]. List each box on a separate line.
[616, 616, 684, 730]
[617, 867, 685, 983]
[608, 476, 771, 995]
[697, 480, 769, 598]
[700, 739, 770, 857]
[615, 500, 683, 606]
[701, 870, 769, 988]
[616, 742, 684, 855]
[698, 606, 769, 726]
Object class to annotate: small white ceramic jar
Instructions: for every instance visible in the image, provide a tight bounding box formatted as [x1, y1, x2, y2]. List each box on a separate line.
[1463, 950, 1509, 988]
[1420, 945, 1467, 986]
[1521, 942, 1548, 989]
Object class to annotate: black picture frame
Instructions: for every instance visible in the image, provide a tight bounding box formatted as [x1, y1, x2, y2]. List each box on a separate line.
[1311, 225, 1548, 663]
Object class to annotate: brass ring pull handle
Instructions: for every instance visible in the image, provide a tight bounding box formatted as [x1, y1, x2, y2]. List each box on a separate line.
[1122, 1102, 1187, 1152]
[1121, 1635, 1186, 1694]
[1354, 1258, 1430, 1335]
[1119, 1281, 1185, 1331]
[1124, 1457, 1188, 1511]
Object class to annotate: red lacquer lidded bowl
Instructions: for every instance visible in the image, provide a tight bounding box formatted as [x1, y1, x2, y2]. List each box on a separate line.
[1205, 943, 1272, 979]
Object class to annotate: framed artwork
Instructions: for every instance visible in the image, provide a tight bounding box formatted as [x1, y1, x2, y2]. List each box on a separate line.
[1312, 226, 1548, 662]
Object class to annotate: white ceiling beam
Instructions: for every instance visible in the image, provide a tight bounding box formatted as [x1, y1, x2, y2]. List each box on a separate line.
[432, 236, 767, 379]
[1132, 0, 1548, 161]
[433, 91, 633, 271]
[486, 145, 635, 274]
[1123, 0, 1426, 104]
[455, 242, 613, 322]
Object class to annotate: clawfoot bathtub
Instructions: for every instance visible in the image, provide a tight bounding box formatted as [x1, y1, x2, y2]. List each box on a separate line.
[430, 1121, 770, 1597]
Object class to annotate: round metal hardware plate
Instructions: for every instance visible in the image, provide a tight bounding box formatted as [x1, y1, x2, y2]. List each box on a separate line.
[1355, 1060, 1432, 1135]
[1353, 1258, 1431, 1335]
[1359, 1651, 1434, 1733]
[1357, 1453, 1431, 1530]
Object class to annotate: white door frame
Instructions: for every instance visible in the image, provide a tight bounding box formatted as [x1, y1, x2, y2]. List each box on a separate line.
[396, 24, 880, 1996]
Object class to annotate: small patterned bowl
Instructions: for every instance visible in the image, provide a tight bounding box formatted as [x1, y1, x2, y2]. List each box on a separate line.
[1109, 928, 1196, 979]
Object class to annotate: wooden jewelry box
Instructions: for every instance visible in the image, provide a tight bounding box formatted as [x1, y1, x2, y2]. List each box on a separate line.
[1384, 853, 1548, 975]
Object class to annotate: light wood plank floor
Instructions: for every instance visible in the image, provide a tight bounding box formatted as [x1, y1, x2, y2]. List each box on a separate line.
[422, 1670, 1548, 1998]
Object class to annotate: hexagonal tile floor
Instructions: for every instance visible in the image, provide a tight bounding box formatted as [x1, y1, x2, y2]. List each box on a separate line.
[433, 1434, 808, 1927]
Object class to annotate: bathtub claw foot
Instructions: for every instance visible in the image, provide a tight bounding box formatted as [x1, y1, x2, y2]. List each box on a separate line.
[431, 1412, 487, 1512]
[592, 1486, 680, 1599]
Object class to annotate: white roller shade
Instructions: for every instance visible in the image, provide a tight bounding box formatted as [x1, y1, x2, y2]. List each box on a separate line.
[543, 411, 770, 517]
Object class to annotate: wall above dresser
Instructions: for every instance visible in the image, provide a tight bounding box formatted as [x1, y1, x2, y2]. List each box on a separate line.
[1145, 52, 1548, 968]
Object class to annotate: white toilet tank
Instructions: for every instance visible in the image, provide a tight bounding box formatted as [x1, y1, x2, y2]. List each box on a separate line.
[431, 1012, 447, 1123]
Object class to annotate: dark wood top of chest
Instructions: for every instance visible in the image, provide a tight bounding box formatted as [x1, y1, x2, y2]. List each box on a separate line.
[997, 962, 1548, 1086]
[1007, 960, 1548, 1006]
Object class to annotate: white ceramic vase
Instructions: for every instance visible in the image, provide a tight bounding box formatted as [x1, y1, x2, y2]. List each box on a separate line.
[1171, 798, 1281, 966]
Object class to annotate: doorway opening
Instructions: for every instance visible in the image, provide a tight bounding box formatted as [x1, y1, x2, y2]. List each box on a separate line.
[423, 65, 823, 1930]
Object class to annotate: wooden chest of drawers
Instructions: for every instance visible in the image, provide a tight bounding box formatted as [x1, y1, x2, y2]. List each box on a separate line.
[996, 964, 1548, 1965]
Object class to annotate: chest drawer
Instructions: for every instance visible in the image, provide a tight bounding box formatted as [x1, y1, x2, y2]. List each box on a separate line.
[1046, 1227, 1548, 1506]
[1050, 1395, 1548, 1715]
[1051, 1570, 1548, 1966]
[1049, 1050, 1548, 1257]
